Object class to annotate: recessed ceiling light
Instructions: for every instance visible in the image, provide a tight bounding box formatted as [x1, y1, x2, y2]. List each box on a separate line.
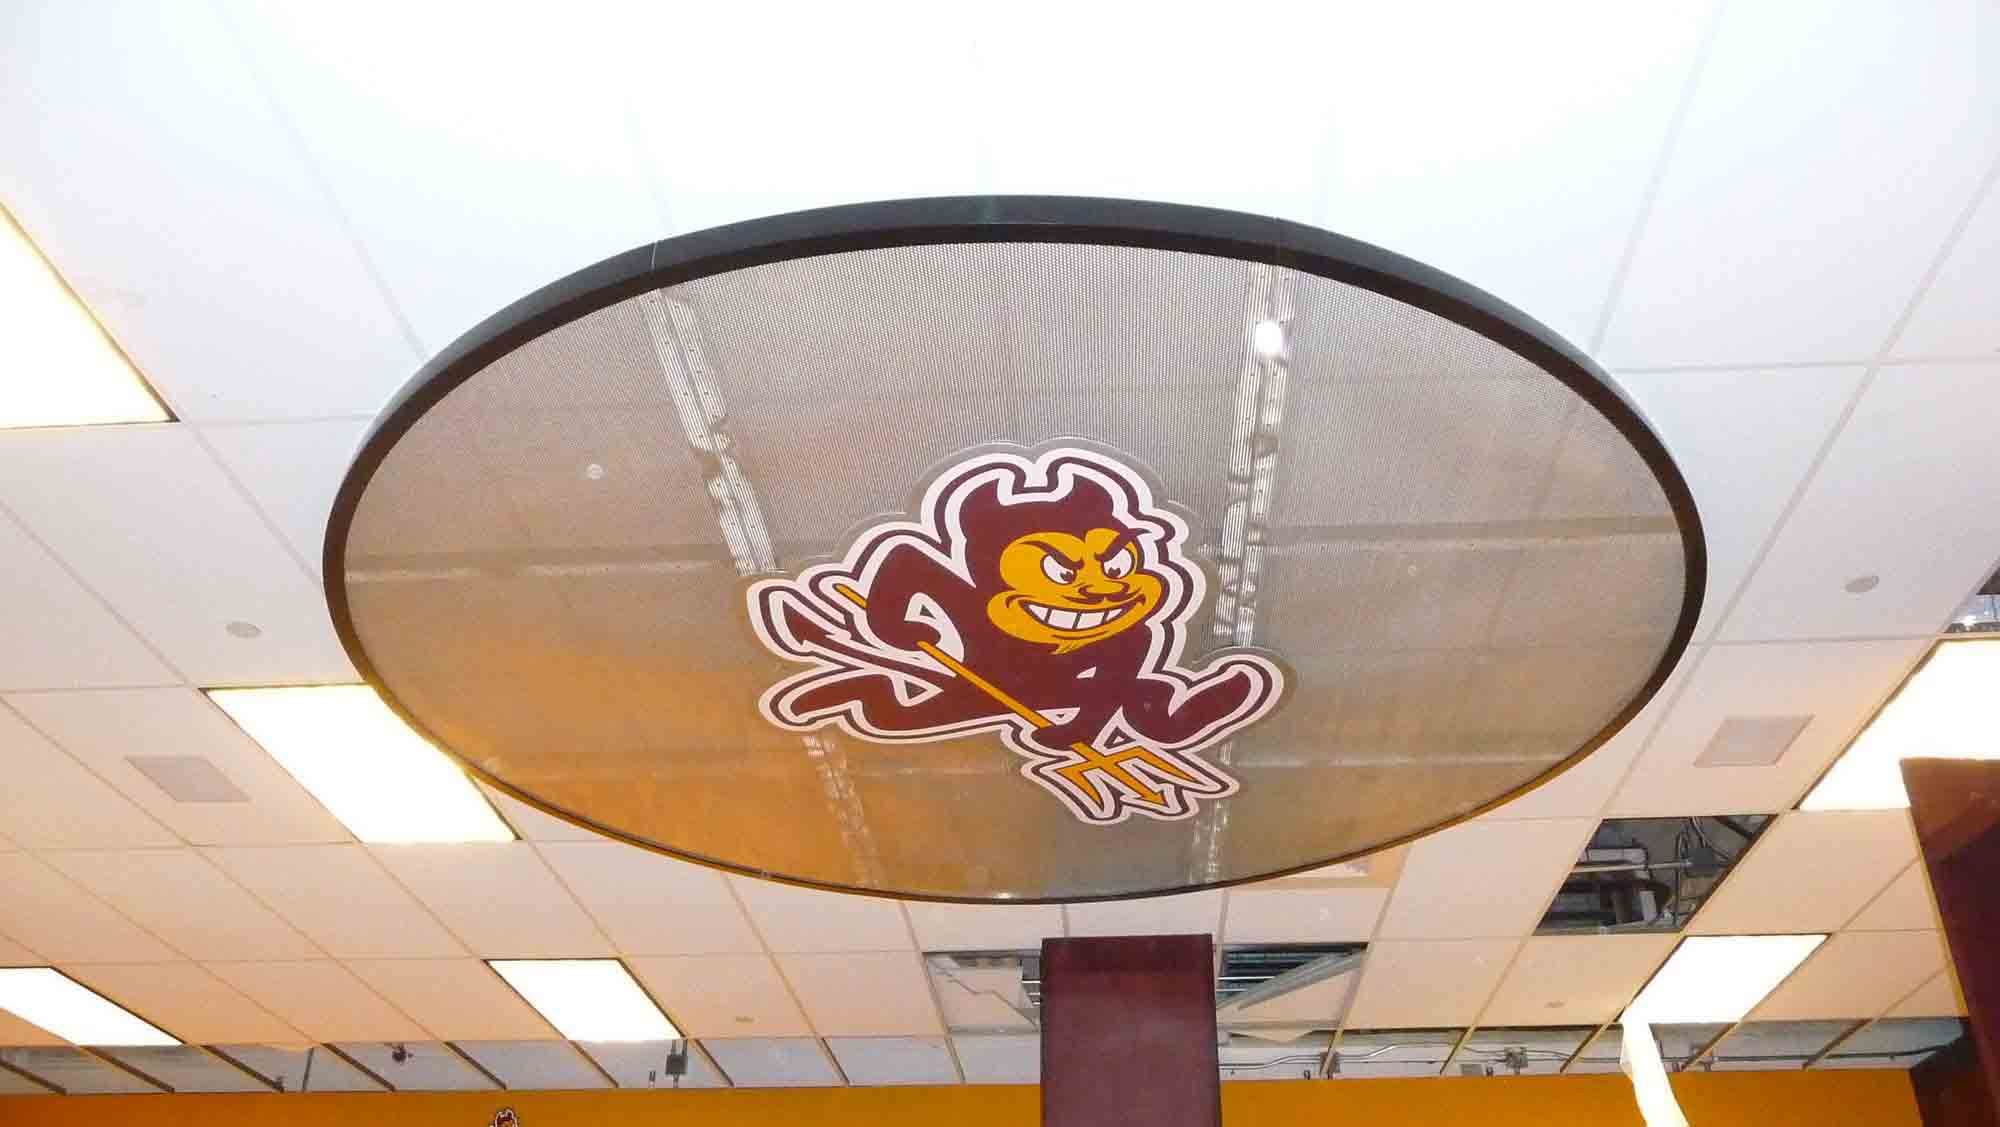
[1800, 638, 2000, 811]
[488, 960, 679, 1042]
[0, 968, 178, 1046]
[1251, 319, 1285, 359]
[1623, 935, 1825, 1025]
[0, 204, 169, 429]
[207, 685, 513, 844]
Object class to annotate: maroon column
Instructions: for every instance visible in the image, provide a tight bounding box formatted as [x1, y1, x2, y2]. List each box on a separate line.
[1902, 758, 2000, 1122]
[1041, 934, 1221, 1127]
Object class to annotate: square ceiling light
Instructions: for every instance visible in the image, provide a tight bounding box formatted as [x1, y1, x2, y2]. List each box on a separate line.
[207, 685, 513, 844]
[1801, 639, 2000, 811]
[0, 969, 177, 1046]
[0, 204, 169, 428]
[488, 960, 679, 1042]
[1623, 935, 1826, 1025]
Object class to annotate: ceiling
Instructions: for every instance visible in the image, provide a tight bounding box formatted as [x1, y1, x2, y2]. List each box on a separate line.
[1, 0, 1995, 1095]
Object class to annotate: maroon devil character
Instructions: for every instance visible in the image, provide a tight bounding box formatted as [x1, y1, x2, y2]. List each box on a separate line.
[747, 447, 1285, 825]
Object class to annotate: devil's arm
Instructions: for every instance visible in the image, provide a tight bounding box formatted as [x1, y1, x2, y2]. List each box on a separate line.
[840, 544, 974, 652]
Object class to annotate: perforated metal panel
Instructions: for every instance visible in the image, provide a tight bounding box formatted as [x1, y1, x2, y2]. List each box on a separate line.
[329, 197, 1701, 902]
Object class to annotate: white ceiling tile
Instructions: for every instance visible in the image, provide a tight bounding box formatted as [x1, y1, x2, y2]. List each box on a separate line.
[1722, 364, 2000, 640]
[199, 419, 370, 577]
[777, 952, 941, 1037]
[476, 785, 603, 843]
[1751, 930, 1948, 1021]
[0, 930, 38, 964]
[204, 845, 462, 959]
[728, 878, 912, 954]
[0, 514, 172, 691]
[537, 842, 759, 956]
[7, 688, 347, 847]
[1479, 934, 1676, 1027]
[1344, 939, 1518, 1029]
[952, 1033, 1039, 1084]
[627, 954, 810, 1039]
[974, 11, 1320, 223]
[0, 703, 178, 849]
[1310, 2, 1715, 346]
[1481, 654, 1696, 821]
[1377, 820, 1593, 940]
[0, 2, 415, 422]
[1609, 640, 1929, 817]
[903, 903, 1063, 953]
[1616, 367, 1868, 640]
[826, 1037, 958, 1086]
[225, 1, 662, 351]
[344, 959, 554, 1041]
[1599, 0, 2000, 366]
[1690, 811, 1918, 935]
[370, 843, 610, 958]
[1896, 179, 2000, 358]
[1847, 864, 1941, 932]
[44, 848, 318, 961]
[0, 427, 353, 685]
[1887, 971, 1967, 1019]
[62, 962, 301, 1044]
[701, 1038, 839, 1088]
[618, 9, 981, 237]
[1222, 889, 1388, 945]
[1066, 891, 1223, 939]
[204, 960, 424, 1043]
[0, 1009, 66, 1048]
[0, 854, 177, 964]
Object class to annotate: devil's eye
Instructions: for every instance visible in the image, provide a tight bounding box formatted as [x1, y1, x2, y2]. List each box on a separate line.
[1101, 549, 1134, 579]
[1041, 554, 1078, 585]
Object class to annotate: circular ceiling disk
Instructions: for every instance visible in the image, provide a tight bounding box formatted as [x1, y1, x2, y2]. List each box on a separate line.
[327, 196, 1703, 903]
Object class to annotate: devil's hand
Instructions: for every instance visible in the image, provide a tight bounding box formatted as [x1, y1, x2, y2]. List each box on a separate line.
[867, 604, 942, 653]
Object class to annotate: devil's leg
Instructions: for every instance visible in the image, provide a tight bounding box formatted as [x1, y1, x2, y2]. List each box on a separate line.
[1117, 662, 1273, 747]
[783, 672, 1001, 737]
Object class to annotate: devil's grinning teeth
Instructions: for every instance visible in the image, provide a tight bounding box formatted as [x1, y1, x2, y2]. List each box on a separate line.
[1025, 601, 1134, 631]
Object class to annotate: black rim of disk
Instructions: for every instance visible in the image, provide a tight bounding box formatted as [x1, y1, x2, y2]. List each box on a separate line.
[324, 195, 1707, 903]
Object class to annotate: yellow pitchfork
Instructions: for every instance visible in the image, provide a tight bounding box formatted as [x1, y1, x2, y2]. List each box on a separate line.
[831, 584, 1206, 809]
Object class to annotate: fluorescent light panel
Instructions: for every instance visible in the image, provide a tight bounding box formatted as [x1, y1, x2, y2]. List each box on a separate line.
[1623, 935, 1825, 1025]
[207, 685, 513, 844]
[0, 205, 168, 428]
[0, 969, 177, 1046]
[488, 960, 679, 1042]
[1801, 639, 2000, 811]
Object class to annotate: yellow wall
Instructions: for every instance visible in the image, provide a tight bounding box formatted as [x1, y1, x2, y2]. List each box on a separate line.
[0, 1071, 1921, 1126]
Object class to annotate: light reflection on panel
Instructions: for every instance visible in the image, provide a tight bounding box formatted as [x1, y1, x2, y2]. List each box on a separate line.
[1457, 1027, 1591, 1077]
[334, 1042, 491, 1091]
[576, 1041, 728, 1089]
[701, 1038, 840, 1088]
[1330, 1030, 1459, 1078]
[215, 1044, 381, 1092]
[97, 1047, 266, 1092]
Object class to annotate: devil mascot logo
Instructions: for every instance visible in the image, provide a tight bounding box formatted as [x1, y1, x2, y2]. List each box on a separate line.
[747, 445, 1287, 826]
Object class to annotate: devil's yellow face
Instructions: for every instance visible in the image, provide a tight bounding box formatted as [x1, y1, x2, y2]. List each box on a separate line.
[986, 527, 1163, 653]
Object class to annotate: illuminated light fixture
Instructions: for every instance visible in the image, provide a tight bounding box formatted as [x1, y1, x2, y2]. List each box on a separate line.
[1623, 935, 1825, 1025]
[0, 968, 177, 1046]
[208, 685, 513, 844]
[1800, 638, 2000, 811]
[0, 204, 169, 429]
[1250, 318, 1286, 359]
[488, 960, 679, 1042]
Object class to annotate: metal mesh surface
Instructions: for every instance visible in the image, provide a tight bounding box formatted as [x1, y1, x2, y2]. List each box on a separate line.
[336, 233, 1694, 901]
